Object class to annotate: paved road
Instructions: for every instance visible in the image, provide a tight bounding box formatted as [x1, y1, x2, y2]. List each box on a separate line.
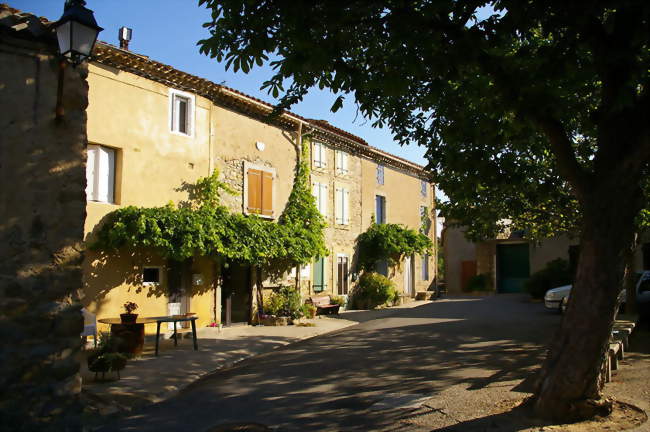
[101, 295, 559, 431]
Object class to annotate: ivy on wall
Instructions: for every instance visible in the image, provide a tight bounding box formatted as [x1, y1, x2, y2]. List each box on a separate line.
[356, 222, 433, 272]
[92, 136, 327, 276]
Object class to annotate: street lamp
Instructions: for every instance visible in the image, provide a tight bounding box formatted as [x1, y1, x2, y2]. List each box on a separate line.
[53, 0, 103, 66]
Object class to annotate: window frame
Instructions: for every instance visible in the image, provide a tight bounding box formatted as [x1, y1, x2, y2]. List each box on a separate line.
[337, 254, 350, 295]
[142, 266, 163, 286]
[420, 180, 428, 197]
[312, 141, 327, 169]
[169, 88, 195, 137]
[312, 181, 329, 218]
[335, 184, 350, 225]
[375, 194, 387, 224]
[376, 164, 385, 185]
[86, 144, 116, 204]
[243, 162, 276, 219]
[335, 150, 349, 175]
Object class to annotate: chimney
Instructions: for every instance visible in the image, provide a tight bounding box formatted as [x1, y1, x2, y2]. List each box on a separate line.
[118, 26, 132, 50]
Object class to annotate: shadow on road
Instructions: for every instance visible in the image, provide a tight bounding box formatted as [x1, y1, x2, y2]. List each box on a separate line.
[100, 294, 560, 432]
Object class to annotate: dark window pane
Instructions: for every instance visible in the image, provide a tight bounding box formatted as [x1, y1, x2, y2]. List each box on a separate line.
[178, 97, 188, 134]
[143, 267, 160, 284]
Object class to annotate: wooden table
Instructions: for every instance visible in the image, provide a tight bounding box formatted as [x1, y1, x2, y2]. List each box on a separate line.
[98, 316, 199, 356]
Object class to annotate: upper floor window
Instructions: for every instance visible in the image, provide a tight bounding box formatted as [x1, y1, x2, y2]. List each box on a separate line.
[245, 164, 274, 218]
[375, 195, 386, 224]
[376, 164, 385, 185]
[335, 186, 350, 225]
[169, 89, 194, 136]
[86, 144, 115, 203]
[421, 254, 429, 281]
[420, 180, 428, 197]
[312, 182, 328, 217]
[313, 141, 327, 169]
[335, 150, 349, 175]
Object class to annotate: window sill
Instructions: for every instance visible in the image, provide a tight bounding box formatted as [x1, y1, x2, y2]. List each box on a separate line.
[335, 224, 351, 230]
[87, 200, 119, 206]
[170, 130, 194, 138]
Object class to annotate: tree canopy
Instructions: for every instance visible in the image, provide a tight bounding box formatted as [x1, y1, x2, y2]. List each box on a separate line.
[197, 0, 650, 421]
[198, 0, 649, 241]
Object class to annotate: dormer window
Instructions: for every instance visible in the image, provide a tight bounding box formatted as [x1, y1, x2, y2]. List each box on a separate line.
[169, 89, 194, 136]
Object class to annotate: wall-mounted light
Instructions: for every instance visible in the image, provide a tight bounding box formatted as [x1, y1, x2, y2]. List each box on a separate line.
[53, 0, 103, 66]
[52, 0, 102, 120]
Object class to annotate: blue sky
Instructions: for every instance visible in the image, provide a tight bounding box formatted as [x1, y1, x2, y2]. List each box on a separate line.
[17, 0, 429, 167]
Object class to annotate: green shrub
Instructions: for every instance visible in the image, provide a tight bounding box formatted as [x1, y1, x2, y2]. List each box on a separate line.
[330, 295, 345, 307]
[265, 286, 303, 318]
[349, 272, 398, 309]
[525, 258, 572, 299]
[301, 302, 316, 318]
[466, 274, 491, 292]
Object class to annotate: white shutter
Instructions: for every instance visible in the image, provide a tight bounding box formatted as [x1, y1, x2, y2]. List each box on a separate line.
[313, 142, 322, 168]
[86, 145, 98, 201]
[335, 187, 342, 224]
[97, 147, 115, 203]
[342, 152, 348, 173]
[343, 188, 350, 224]
[320, 183, 328, 216]
[300, 264, 311, 278]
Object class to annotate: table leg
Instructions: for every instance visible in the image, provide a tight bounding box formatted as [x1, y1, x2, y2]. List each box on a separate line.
[173, 320, 178, 346]
[191, 319, 198, 351]
[155, 321, 161, 356]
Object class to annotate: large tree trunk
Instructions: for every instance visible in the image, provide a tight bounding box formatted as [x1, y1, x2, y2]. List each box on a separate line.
[532, 175, 643, 421]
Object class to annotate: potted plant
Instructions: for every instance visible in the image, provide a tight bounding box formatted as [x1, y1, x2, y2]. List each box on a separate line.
[120, 301, 138, 324]
[87, 334, 128, 380]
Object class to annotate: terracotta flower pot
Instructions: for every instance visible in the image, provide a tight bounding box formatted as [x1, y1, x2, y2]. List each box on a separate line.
[120, 313, 138, 324]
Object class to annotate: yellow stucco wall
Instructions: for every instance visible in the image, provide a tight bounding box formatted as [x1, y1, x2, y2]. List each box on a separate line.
[360, 157, 436, 297]
[82, 61, 437, 329]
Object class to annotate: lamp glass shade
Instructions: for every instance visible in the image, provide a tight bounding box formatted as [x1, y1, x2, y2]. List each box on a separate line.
[71, 20, 98, 57]
[55, 20, 71, 56]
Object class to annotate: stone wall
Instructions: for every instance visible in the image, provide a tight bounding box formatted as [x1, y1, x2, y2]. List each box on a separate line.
[0, 29, 88, 431]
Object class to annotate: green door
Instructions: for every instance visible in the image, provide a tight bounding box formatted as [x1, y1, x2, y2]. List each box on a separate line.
[497, 243, 530, 293]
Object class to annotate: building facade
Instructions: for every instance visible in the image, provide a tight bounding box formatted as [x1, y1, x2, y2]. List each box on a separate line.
[81, 40, 436, 331]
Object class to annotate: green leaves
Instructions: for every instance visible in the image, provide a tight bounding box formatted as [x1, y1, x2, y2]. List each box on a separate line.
[92, 142, 326, 275]
[356, 223, 433, 272]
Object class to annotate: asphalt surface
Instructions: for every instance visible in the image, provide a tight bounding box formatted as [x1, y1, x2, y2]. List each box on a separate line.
[100, 295, 560, 431]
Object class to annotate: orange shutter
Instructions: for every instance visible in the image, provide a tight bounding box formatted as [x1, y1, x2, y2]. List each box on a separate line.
[247, 169, 262, 214]
[261, 171, 274, 216]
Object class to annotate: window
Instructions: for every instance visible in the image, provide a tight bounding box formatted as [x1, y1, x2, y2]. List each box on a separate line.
[337, 255, 350, 295]
[143, 267, 161, 285]
[86, 144, 115, 203]
[420, 180, 428, 197]
[375, 195, 386, 224]
[335, 186, 350, 225]
[376, 164, 385, 185]
[313, 257, 327, 292]
[170, 89, 194, 136]
[421, 254, 429, 281]
[245, 164, 274, 217]
[313, 141, 327, 168]
[335, 150, 349, 175]
[420, 206, 430, 234]
[312, 182, 328, 217]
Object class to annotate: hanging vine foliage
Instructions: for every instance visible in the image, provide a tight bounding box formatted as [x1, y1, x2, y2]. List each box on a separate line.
[91, 136, 327, 275]
[356, 223, 433, 272]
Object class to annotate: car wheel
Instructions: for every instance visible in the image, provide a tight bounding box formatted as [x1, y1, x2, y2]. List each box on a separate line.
[560, 297, 568, 314]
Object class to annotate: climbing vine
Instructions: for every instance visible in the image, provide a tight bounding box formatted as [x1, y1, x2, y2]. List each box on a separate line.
[92, 136, 327, 276]
[356, 223, 433, 272]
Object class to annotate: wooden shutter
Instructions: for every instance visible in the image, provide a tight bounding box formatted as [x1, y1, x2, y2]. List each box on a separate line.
[86, 145, 98, 200]
[97, 146, 115, 203]
[338, 256, 349, 295]
[247, 168, 262, 214]
[343, 188, 350, 224]
[313, 257, 325, 292]
[261, 171, 273, 216]
[335, 187, 343, 224]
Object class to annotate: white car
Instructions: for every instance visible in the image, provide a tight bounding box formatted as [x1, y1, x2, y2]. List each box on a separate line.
[544, 271, 650, 313]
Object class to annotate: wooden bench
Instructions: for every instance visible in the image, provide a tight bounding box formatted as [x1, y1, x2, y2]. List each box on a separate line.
[309, 295, 340, 315]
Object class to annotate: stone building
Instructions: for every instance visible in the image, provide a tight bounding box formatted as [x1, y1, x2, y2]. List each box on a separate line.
[0, 5, 88, 429]
[3, 5, 437, 336]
